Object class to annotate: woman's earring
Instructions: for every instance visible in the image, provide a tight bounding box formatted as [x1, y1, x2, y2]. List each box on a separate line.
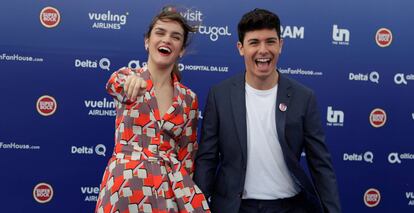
[145, 44, 149, 51]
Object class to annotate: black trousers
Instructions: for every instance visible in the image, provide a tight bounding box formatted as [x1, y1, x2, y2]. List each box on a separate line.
[239, 192, 308, 213]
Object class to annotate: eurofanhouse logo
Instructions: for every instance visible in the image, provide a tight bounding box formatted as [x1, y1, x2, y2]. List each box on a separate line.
[81, 186, 100, 202]
[369, 108, 386, 128]
[364, 188, 381, 207]
[40, 7, 60, 28]
[343, 151, 374, 163]
[376, 28, 392, 47]
[75, 58, 111, 71]
[0, 53, 44, 63]
[388, 152, 414, 164]
[36, 95, 57, 116]
[394, 73, 414, 85]
[279, 67, 323, 76]
[0, 141, 40, 150]
[281, 26, 304, 39]
[332, 24, 350, 45]
[349, 71, 379, 84]
[84, 98, 116, 116]
[33, 183, 53, 203]
[71, 144, 107, 157]
[326, 106, 344, 127]
[88, 11, 129, 30]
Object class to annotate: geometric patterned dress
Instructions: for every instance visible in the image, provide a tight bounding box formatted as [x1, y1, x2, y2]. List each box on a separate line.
[95, 67, 210, 213]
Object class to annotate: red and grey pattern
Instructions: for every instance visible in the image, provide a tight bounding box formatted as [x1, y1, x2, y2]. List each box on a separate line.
[96, 67, 210, 213]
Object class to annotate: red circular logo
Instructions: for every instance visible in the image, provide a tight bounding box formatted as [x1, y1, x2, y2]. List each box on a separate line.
[40, 7, 61, 28]
[369, 108, 386, 128]
[375, 28, 392, 47]
[33, 183, 54, 203]
[364, 188, 381, 207]
[36, 95, 57, 116]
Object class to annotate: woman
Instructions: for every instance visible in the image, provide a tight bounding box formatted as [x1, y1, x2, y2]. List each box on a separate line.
[96, 8, 210, 213]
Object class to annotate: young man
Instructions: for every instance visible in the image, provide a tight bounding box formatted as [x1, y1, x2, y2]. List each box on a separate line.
[194, 8, 341, 213]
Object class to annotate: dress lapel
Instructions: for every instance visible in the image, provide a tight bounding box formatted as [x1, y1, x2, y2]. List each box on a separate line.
[162, 73, 183, 125]
[139, 68, 183, 129]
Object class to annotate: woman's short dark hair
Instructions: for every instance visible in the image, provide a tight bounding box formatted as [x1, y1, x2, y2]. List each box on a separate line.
[146, 7, 196, 49]
[145, 7, 196, 81]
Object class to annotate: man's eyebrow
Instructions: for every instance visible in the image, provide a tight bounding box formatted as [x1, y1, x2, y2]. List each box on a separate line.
[247, 38, 259, 42]
[267, 37, 279, 40]
[153, 27, 166, 32]
[246, 37, 279, 42]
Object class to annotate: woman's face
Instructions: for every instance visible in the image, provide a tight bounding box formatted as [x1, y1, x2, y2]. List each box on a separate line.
[145, 19, 185, 69]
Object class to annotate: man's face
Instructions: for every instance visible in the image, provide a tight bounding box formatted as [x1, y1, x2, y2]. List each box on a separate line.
[237, 28, 283, 80]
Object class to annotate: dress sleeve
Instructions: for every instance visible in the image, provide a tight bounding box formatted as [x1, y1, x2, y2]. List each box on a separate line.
[177, 93, 199, 177]
[105, 67, 135, 104]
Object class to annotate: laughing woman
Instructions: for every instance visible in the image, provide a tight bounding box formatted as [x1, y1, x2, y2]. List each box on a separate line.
[95, 8, 210, 213]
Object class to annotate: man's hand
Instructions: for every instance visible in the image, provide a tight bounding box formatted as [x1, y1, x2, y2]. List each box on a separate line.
[124, 74, 147, 101]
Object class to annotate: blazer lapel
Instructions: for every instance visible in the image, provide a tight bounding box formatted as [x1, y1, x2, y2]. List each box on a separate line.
[230, 74, 248, 166]
[275, 73, 291, 146]
[276, 73, 302, 172]
[276, 73, 315, 191]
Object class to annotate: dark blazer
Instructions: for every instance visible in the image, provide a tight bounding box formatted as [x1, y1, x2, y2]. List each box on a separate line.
[194, 72, 341, 213]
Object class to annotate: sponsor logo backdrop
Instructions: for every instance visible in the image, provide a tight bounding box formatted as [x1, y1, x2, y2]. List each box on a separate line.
[0, 0, 412, 212]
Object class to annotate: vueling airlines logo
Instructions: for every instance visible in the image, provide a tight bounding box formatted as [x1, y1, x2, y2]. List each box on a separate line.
[84, 98, 116, 116]
[88, 10, 129, 30]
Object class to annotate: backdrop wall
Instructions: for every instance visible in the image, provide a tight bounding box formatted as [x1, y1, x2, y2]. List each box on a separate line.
[0, 0, 413, 212]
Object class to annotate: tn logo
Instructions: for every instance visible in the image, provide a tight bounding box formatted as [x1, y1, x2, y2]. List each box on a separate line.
[327, 106, 344, 124]
[332, 25, 350, 42]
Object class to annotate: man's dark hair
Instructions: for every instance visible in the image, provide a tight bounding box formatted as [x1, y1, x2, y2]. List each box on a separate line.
[237, 8, 281, 43]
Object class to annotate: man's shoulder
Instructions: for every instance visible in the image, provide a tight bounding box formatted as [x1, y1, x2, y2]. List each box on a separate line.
[211, 73, 244, 91]
[280, 73, 314, 95]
